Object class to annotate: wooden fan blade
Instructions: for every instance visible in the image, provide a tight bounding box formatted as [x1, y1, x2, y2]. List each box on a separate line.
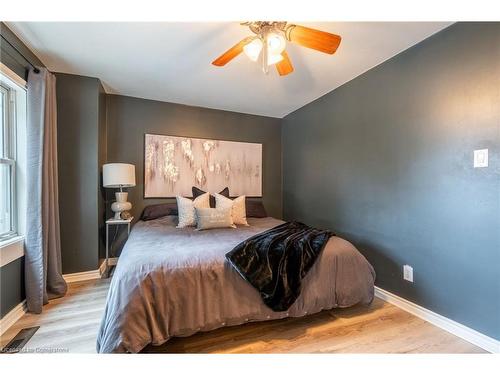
[286, 25, 341, 54]
[276, 51, 294, 76]
[212, 37, 254, 66]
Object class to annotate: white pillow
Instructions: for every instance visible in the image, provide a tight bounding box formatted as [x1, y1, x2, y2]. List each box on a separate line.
[176, 192, 210, 228]
[214, 193, 249, 226]
[195, 207, 236, 230]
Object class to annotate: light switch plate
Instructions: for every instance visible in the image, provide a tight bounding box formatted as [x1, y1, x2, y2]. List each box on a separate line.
[474, 149, 488, 168]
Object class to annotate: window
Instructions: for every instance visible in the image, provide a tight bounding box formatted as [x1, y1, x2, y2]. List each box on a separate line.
[0, 82, 16, 239]
[0, 65, 26, 243]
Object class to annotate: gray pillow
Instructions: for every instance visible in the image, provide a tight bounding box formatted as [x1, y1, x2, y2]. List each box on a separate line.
[245, 199, 267, 218]
[141, 202, 178, 221]
[195, 207, 236, 231]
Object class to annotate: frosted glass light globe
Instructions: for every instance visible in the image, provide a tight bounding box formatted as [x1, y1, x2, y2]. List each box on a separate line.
[267, 33, 286, 54]
[243, 38, 263, 61]
[267, 52, 284, 66]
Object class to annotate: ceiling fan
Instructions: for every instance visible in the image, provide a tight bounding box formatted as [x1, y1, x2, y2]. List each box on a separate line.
[212, 22, 341, 76]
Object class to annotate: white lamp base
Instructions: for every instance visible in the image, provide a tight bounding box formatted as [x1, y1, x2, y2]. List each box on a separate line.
[111, 192, 132, 220]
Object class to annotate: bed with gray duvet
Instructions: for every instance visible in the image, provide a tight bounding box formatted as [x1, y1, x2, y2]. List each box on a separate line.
[96, 216, 375, 353]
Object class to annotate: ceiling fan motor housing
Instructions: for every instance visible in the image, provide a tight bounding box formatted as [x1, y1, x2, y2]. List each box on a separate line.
[244, 21, 288, 38]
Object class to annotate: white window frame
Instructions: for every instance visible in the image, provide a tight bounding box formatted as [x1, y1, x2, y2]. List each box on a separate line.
[0, 62, 27, 264]
[0, 81, 17, 241]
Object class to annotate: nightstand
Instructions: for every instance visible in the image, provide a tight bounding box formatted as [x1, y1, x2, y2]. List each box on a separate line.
[104, 217, 133, 278]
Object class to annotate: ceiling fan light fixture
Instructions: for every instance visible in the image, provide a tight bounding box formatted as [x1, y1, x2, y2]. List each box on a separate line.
[267, 52, 284, 66]
[267, 32, 286, 54]
[212, 21, 341, 77]
[243, 38, 263, 62]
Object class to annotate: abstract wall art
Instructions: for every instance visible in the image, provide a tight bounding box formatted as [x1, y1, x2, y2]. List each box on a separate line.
[144, 134, 262, 198]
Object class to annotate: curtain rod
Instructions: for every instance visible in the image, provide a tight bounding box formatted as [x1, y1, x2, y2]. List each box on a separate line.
[1, 34, 40, 73]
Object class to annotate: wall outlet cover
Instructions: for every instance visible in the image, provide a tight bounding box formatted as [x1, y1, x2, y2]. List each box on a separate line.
[403, 265, 414, 282]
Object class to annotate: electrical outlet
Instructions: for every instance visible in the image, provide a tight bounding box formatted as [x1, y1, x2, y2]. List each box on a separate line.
[403, 265, 413, 282]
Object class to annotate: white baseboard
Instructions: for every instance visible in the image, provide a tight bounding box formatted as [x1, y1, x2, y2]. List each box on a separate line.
[63, 269, 101, 283]
[63, 258, 119, 283]
[375, 286, 500, 353]
[0, 300, 27, 336]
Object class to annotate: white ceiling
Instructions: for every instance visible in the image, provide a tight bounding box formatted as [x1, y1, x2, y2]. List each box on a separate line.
[7, 22, 451, 118]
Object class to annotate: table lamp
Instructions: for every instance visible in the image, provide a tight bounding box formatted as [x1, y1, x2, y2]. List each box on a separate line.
[103, 163, 136, 220]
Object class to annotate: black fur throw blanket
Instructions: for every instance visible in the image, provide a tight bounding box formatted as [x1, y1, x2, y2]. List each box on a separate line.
[226, 221, 334, 311]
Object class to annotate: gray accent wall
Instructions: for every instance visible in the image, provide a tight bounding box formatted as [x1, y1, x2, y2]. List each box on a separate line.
[0, 258, 24, 318]
[56, 73, 107, 274]
[282, 23, 500, 339]
[106, 95, 282, 221]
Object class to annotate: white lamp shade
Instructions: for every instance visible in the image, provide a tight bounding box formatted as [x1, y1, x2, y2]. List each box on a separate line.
[103, 163, 136, 188]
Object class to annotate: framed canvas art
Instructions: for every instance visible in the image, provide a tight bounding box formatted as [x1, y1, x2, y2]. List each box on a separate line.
[144, 134, 262, 198]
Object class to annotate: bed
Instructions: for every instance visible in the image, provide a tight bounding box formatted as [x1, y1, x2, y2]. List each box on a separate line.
[96, 216, 375, 353]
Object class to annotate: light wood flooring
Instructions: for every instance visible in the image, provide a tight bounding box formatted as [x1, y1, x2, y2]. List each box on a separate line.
[0, 278, 486, 354]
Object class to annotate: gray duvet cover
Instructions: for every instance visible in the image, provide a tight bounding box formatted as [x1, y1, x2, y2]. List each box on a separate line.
[96, 216, 375, 353]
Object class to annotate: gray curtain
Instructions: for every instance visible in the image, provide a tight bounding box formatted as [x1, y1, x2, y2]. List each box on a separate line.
[25, 67, 67, 313]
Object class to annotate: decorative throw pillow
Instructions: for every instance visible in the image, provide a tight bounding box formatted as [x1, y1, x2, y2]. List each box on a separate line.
[195, 207, 236, 230]
[214, 193, 249, 226]
[140, 202, 178, 221]
[245, 199, 267, 218]
[192, 186, 229, 208]
[176, 192, 210, 228]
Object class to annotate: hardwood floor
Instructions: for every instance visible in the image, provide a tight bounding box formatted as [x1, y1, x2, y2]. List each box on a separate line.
[0, 279, 485, 354]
